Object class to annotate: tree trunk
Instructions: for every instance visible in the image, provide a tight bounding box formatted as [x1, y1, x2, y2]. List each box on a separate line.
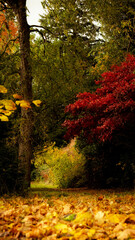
[5, 0, 33, 191]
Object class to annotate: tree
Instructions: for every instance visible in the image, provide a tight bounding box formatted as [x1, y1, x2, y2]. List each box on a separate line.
[30, 0, 103, 146]
[63, 54, 135, 187]
[95, 0, 135, 53]
[39, 0, 101, 89]
[1, 0, 33, 191]
[89, 0, 135, 75]
[63, 54, 135, 143]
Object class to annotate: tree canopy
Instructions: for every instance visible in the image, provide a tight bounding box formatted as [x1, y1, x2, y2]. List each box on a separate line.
[63, 55, 135, 143]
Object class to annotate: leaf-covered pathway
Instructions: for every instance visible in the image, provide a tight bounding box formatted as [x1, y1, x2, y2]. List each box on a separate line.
[0, 189, 135, 239]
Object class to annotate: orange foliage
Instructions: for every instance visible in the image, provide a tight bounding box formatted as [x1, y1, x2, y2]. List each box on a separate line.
[0, 9, 18, 53]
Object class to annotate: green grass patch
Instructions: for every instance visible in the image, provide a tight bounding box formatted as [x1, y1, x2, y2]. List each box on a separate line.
[31, 181, 58, 189]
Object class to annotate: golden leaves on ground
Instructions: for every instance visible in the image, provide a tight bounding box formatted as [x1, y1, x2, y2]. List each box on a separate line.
[0, 190, 134, 239]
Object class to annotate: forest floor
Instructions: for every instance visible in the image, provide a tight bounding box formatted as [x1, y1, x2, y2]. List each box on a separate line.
[0, 187, 135, 239]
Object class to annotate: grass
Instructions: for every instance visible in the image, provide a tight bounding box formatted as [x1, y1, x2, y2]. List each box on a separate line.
[31, 181, 58, 189]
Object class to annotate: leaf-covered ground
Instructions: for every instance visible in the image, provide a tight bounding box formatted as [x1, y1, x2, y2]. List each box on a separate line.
[0, 189, 135, 239]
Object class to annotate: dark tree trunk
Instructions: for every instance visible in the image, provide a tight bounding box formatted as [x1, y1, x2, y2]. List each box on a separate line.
[5, 0, 33, 191]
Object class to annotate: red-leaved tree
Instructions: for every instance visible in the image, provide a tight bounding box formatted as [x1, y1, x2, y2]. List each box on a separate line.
[63, 54, 135, 143]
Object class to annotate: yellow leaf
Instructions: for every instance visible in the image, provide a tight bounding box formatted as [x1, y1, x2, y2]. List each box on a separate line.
[13, 94, 23, 99]
[16, 100, 31, 109]
[55, 223, 68, 231]
[0, 114, 9, 121]
[88, 229, 96, 238]
[0, 85, 7, 93]
[0, 109, 12, 116]
[1, 100, 16, 111]
[74, 212, 92, 225]
[32, 100, 42, 107]
[0, 104, 4, 109]
[106, 214, 121, 224]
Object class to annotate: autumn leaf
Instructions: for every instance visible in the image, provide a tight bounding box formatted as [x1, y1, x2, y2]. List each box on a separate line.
[13, 94, 23, 100]
[117, 229, 135, 240]
[124, 214, 135, 224]
[73, 211, 93, 226]
[0, 114, 9, 121]
[0, 190, 134, 239]
[55, 223, 68, 230]
[0, 85, 7, 93]
[94, 211, 104, 225]
[63, 213, 76, 221]
[106, 213, 121, 224]
[32, 100, 42, 107]
[16, 100, 31, 109]
[0, 109, 12, 116]
[0, 100, 16, 111]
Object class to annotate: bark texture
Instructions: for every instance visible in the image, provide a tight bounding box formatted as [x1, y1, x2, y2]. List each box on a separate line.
[5, 0, 33, 191]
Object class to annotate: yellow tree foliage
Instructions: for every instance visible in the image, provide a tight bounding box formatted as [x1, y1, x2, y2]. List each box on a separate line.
[0, 85, 41, 121]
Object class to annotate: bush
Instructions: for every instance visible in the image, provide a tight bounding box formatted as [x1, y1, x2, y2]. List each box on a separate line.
[34, 139, 87, 188]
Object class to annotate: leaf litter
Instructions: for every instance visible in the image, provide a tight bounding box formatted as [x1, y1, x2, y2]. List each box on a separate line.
[0, 189, 134, 239]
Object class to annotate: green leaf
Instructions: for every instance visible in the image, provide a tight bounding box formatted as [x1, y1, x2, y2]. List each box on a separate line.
[63, 213, 76, 221]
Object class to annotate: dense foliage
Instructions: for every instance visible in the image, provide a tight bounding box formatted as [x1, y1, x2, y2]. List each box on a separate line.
[63, 55, 135, 142]
[33, 139, 86, 188]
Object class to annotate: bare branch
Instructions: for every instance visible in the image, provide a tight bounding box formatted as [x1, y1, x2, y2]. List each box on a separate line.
[30, 28, 49, 55]
[29, 24, 56, 36]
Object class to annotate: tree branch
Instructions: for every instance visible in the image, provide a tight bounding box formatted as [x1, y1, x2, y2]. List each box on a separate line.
[0, 37, 19, 57]
[29, 24, 59, 38]
[30, 28, 49, 55]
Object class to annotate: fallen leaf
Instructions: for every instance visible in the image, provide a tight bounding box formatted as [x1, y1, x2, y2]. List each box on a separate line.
[73, 212, 93, 226]
[106, 213, 121, 224]
[94, 211, 104, 225]
[124, 214, 135, 224]
[63, 203, 72, 214]
[63, 213, 76, 221]
[98, 195, 104, 200]
[26, 228, 44, 238]
[117, 229, 135, 240]
[55, 223, 68, 231]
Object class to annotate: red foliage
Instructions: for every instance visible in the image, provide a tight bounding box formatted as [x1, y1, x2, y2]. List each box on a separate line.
[63, 54, 135, 142]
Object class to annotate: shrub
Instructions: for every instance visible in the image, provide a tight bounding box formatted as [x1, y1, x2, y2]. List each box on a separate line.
[34, 139, 86, 188]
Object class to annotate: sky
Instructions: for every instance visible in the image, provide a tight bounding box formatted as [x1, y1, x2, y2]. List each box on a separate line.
[26, 0, 44, 25]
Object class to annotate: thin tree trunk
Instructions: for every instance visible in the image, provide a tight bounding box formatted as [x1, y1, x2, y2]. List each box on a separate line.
[5, 0, 33, 191]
